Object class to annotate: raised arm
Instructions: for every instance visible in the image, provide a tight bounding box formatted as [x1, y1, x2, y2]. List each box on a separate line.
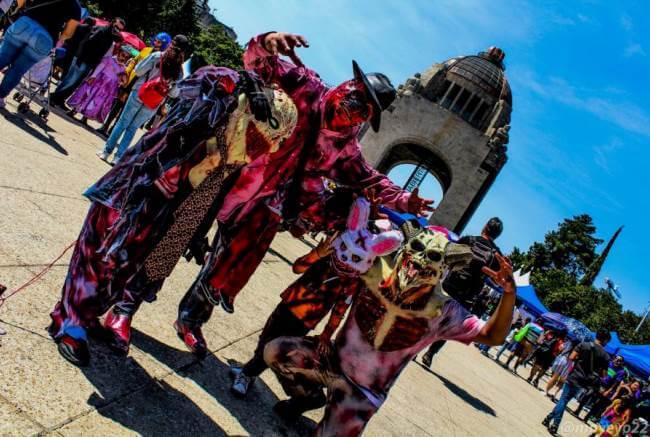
[339, 150, 434, 215]
[243, 32, 309, 87]
[472, 253, 517, 345]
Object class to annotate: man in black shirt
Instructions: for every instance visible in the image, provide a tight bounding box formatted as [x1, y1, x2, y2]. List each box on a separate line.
[543, 331, 611, 434]
[54, 17, 96, 78]
[0, 0, 81, 109]
[51, 17, 125, 108]
[420, 217, 504, 367]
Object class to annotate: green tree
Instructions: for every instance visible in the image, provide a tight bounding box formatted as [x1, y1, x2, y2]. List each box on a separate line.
[509, 215, 648, 344]
[191, 24, 243, 69]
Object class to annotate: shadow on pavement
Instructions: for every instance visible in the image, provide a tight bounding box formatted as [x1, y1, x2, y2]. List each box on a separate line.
[415, 361, 497, 416]
[431, 371, 497, 416]
[131, 328, 316, 436]
[0, 107, 67, 155]
[78, 341, 226, 435]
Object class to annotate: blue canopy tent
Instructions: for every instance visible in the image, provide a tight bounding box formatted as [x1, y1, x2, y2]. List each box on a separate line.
[616, 345, 650, 379]
[516, 284, 550, 317]
[605, 334, 650, 379]
[605, 331, 623, 355]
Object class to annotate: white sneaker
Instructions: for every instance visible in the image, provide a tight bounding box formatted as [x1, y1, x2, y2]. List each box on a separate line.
[107, 155, 117, 166]
[231, 372, 255, 398]
[96, 150, 109, 161]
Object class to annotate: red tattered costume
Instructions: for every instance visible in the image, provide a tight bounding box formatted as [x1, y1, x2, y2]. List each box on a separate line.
[177, 34, 413, 333]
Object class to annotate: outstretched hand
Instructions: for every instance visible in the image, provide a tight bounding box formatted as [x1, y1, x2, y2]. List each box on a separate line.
[407, 188, 435, 216]
[482, 253, 516, 294]
[363, 188, 389, 220]
[263, 32, 309, 66]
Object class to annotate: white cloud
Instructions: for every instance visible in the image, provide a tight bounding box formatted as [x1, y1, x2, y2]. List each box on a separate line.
[516, 72, 650, 138]
[623, 43, 646, 58]
[594, 138, 623, 173]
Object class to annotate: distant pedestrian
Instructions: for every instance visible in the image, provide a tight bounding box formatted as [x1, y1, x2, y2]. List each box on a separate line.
[495, 318, 525, 361]
[545, 341, 574, 401]
[543, 331, 611, 435]
[97, 32, 171, 136]
[420, 217, 504, 367]
[0, 0, 81, 109]
[98, 34, 189, 164]
[51, 17, 125, 110]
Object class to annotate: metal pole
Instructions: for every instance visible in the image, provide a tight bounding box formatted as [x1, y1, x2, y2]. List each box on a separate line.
[635, 303, 650, 334]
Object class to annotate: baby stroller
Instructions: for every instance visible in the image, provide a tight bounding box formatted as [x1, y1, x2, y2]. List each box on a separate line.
[11, 49, 60, 121]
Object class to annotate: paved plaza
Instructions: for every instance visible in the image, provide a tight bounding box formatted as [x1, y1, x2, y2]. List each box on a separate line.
[0, 102, 592, 436]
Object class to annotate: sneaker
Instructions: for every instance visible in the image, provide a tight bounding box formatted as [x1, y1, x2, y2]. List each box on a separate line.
[229, 362, 244, 379]
[231, 372, 256, 398]
[174, 320, 208, 359]
[107, 155, 117, 166]
[422, 353, 433, 368]
[103, 309, 132, 356]
[548, 424, 558, 435]
[96, 150, 109, 161]
[542, 415, 551, 428]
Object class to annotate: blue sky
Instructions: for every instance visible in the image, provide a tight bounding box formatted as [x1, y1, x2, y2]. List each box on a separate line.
[209, 0, 649, 313]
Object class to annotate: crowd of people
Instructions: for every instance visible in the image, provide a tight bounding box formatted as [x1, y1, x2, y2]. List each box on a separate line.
[474, 312, 649, 436]
[0, 3, 647, 436]
[0, 1, 196, 165]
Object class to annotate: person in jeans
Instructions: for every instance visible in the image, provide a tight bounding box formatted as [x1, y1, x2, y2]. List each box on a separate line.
[494, 317, 525, 361]
[420, 217, 504, 367]
[98, 34, 189, 164]
[0, 0, 81, 109]
[543, 331, 611, 434]
[97, 32, 171, 137]
[51, 17, 125, 110]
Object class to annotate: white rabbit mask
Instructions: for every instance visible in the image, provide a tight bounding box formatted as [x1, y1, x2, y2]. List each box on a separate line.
[332, 197, 404, 274]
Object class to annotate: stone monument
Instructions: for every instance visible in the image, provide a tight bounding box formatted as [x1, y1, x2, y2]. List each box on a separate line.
[360, 47, 512, 233]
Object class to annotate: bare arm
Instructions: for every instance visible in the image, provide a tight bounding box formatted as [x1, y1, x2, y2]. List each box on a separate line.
[316, 291, 355, 357]
[59, 19, 79, 42]
[292, 233, 336, 274]
[472, 254, 516, 345]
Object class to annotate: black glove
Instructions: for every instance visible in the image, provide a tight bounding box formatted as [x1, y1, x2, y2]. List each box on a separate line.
[239, 70, 277, 127]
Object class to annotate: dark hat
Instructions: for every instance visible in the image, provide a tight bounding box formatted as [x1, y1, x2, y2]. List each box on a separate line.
[352, 60, 396, 132]
[172, 34, 191, 54]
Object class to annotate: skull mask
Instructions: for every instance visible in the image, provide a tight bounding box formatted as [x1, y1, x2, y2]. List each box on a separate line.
[332, 197, 403, 274]
[394, 229, 449, 292]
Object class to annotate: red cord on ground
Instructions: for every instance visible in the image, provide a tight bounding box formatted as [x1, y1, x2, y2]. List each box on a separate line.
[0, 240, 76, 310]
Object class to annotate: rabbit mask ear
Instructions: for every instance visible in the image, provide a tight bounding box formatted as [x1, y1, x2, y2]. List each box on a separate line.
[369, 230, 404, 257]
[346, 197, 371, 232]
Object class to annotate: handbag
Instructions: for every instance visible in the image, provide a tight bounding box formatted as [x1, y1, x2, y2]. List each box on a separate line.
[137, 59, 170, 109]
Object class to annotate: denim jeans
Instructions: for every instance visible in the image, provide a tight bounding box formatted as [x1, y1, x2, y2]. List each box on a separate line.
[103, 90, 156, 161]
[52, 57, 90, 103]
[0, 16, 53, 98]
[549, 381, 580, 427]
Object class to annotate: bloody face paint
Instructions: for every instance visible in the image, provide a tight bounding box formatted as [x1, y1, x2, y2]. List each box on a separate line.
[324, 80, 374, 131]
